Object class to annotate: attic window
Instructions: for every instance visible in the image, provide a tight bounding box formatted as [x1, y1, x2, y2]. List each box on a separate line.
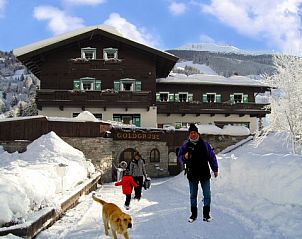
[103, 48, 118, 60]
[81, 47, 96, 60]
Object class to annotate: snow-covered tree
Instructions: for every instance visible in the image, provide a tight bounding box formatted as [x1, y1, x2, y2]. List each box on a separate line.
[257, 54, 302, 154]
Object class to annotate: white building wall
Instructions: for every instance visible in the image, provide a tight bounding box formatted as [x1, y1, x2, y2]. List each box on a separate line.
[38, 106, 157, 128]
[157, 113, 258, 133]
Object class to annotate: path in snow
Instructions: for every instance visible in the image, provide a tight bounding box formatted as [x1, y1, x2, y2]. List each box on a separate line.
[37, 175, 254, 239]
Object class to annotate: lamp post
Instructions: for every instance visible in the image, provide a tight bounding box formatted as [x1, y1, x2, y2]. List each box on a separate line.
[56, 163, 68, 193]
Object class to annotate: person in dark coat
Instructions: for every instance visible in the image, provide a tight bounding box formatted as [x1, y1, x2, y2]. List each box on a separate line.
[115, 169, 138, 210]
[129, 151, 147, 200]
[177, 123, 219, 222]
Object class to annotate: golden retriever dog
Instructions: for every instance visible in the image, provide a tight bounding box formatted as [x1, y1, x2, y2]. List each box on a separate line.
[92, 193, 133, 239]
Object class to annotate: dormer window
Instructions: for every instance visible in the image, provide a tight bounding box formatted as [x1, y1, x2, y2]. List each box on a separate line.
[103, 48, 118, 60]
[81, 47, 96, 60]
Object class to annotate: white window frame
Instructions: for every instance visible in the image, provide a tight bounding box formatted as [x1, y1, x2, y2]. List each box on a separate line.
[103, 48, 118, 60]
[178, 92, 188, 102]
[159, 92, 169, 102]
[80, 77, 95, 91]
[120, 79, 135, 91]
[234, 93, 244, 103]
[81, 47, 96, 60]
[206, 93, 216, 103]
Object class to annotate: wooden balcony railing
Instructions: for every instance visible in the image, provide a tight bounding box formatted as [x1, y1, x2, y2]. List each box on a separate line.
[36, 90, 152, 110]
[156, 102, 270, 117]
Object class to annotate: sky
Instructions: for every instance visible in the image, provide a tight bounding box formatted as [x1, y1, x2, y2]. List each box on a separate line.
[0, 114, 302, 238]
[1, 0, 302, 54]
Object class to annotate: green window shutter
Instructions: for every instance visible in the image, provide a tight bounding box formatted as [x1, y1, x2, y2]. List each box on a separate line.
[216, 94, 221, 103]
[230, 94, 235, 103]
[168, 94, 175, 102]
[156, 93, 161, 102]
[175, 122, 181, 129]
[114, 81, 120, 91]
[73, 80, 80, 90]
[135, 81, 141, 91]
[243, 94, 248, 103]
[202, 94, 207, 102]
[95, 80, 101, 91]
[175, 93, 179, 102]
[133, 116, 141, 127]
[188, 93, 193, 102]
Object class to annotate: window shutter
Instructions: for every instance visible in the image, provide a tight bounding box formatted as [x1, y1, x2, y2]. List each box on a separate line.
[114, 81, 120, 91]
[95, 80, 101, 91]
[73, 80, 80, 90]
[243, 94, 248, 103]
[175, 122, 181, 129]
[202, 94, 207, 102]
[230, 94, 235, 103]
[135, 81, 141, 91]
[156, 93, 161, 102]
[188, 93, 193, 102]
[175, 93, 179, 102]
[216, 94, 221, 103]
[168, 94, 175, 102]
[133, 116, 141, 127]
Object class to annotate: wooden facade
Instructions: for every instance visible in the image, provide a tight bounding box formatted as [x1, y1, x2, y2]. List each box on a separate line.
[13, 24, 271, 131]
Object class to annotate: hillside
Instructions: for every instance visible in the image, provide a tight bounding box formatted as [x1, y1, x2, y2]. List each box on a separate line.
[167, 46, 276, 77]
[0, 51, 39, 117]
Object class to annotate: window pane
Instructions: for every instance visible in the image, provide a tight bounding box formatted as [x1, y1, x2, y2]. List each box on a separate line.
[150, 148, 160, 162]
[160, 93, 168, 102]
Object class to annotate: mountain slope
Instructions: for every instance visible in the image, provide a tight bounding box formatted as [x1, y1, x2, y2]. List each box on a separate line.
[167, 45, 276, 77]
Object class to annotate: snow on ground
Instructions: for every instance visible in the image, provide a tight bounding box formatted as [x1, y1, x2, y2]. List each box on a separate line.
[0, 132, 95, 227]
[174, 61, 218, 75]
[1, 131, 302, 239]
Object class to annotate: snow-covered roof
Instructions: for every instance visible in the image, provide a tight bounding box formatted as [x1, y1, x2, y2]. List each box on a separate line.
[13, 24, 176, 62]
[157, 73, 270, 87]
[13, 25, 121, 57]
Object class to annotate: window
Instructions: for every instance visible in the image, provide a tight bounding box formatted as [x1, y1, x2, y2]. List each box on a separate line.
[203, 93, 221, 103]
[230, 93, 247, 103]
[113, 114, 141, 127]
[113, 79, 141, 92]
[207, 93, 215, 103]
[160, 92, 169, 102]
[179, 93, 187, 102]
[73, 78, 101, 91]
[150, 148, 160, 162]
[156, 93, 175, 102]
[234, 93, 243, 103]
[81, 47, 96, 60]
[103, 48, 118, 60]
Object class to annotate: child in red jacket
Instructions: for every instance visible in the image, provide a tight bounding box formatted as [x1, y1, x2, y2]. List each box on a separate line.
[115, 169, 138, 210]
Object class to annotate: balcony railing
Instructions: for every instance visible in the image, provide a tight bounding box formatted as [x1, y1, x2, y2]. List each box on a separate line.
[36, 90, 152, 110]
[156, 101, 270, 117]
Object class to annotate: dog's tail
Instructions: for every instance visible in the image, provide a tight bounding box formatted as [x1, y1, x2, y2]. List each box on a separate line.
[92, 192, 106, 205]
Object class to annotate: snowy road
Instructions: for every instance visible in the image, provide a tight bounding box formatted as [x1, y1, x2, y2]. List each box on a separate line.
[37, 176, 256, 239]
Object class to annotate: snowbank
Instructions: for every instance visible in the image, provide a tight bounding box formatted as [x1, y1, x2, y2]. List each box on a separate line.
[0, 132, 95, 227]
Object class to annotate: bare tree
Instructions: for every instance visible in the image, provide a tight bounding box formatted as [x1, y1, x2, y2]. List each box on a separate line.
[257, 54, 302, 154]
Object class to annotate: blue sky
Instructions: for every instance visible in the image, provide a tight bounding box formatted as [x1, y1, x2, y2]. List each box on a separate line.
[1, 0, 302, 54]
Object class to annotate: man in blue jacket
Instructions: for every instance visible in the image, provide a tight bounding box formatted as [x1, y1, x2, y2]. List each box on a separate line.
[177, 123, 219, 223]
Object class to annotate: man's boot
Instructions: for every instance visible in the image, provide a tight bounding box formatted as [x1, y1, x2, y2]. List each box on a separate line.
[188, 206, 197, 223]
[203, 205, 212, 222]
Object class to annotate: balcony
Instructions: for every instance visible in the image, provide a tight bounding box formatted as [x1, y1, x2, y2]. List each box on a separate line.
[156, 101, 270, 117]
[69, 58, 123, 72]
[36, 90, 152, 110]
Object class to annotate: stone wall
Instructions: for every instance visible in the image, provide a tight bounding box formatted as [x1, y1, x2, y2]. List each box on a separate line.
[0, 134, 251, 183]
[112, 140, 169, 178]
